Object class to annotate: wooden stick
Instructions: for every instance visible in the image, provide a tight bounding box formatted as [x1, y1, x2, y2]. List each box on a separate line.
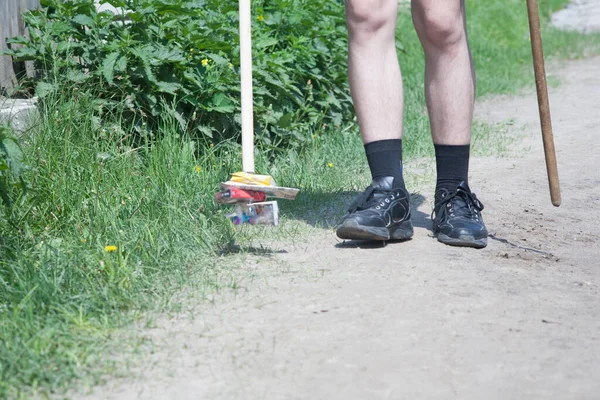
[239, 0, 255, 173]
[526, 0, 561, 207]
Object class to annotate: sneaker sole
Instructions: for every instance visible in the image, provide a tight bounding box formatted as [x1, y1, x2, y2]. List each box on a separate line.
[437, 233, 488, 249]
[336, 220, 414, 241]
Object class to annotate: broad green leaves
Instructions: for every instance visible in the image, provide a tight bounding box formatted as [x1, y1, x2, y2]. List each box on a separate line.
[4, 0, 354, 150]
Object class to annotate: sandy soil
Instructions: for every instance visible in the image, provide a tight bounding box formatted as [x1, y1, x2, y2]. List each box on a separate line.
[75, 16, 600, 400]
[552, 0, 600, 33]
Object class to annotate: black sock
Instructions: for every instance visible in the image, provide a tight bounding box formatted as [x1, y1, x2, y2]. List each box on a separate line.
[435, 144, 470, 195]
[364, 139, 405, 189]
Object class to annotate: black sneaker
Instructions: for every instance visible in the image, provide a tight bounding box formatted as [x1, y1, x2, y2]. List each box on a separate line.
[336, 177, 413, 241]
[432, 181, 488, 248]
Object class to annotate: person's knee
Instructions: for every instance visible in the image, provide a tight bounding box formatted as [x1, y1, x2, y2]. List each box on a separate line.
[413, 5, 465, 53]
[345, 0, 397, 42]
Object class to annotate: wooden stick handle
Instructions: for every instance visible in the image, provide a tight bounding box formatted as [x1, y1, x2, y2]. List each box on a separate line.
[526, 0, 561, 207]
[239, 0, 254, 173]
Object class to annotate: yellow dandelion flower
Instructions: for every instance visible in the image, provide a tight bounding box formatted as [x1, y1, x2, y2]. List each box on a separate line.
[228, 63, 234, 69]
[257, 15, 264, 22]
[328, 162, 334, 168]
[209, 143, 214, 148]
[104, 245, 117, 252]
[201, 58, 209, 67]
[194, 165, 203, 173]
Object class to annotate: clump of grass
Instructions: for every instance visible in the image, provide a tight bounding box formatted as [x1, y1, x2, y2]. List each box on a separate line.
[0, 89, 239, 398]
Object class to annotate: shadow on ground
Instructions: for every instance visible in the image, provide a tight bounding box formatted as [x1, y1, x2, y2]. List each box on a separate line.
[218, 242, 290, 257]
[283, 189, 432, 233]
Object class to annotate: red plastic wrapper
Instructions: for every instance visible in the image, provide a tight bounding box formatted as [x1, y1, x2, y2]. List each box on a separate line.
[214, 188, 267, 204]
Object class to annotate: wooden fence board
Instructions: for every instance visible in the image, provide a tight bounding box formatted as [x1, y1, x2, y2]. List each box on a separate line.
[0, 0, 40, 93]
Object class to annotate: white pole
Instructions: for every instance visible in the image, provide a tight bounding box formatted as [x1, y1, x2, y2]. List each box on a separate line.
[239, 0, 255, 173]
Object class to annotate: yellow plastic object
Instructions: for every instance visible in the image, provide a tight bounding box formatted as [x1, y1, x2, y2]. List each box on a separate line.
[230, 172, 276, 186]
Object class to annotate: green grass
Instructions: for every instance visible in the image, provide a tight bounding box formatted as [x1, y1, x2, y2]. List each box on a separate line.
[0, 92, 240, 398]
[1, 0, 599, 397]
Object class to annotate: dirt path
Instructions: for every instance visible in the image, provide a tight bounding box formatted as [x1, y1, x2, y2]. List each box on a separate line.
[74, 33, 600, 400]
[75, 56, 600, 400]
[552, 0, 600, 32]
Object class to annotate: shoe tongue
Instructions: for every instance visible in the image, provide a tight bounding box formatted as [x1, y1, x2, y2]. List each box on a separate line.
[456, 181, 470, 192]
[435, 181, 470, 203]
[371, 176, 395, 190]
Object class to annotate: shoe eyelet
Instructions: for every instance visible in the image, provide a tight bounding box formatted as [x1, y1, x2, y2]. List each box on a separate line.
[451, 213, 455, 217]
[385, 199, 390, 203]
[447, 204, 451, 208]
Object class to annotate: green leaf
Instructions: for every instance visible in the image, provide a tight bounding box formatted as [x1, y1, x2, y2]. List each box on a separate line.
[72, 14, 95, 27]
[67, 70, 90, 83]
[312, 38, 329, 53]
[277, 113, 293, 128]
[0, 138, 24, 180]
[57, 41, 82, 53]
[4, 47, 37, 61]
[156, 81, 182, 94]
[183, 71, 202, 87]
[204, 53, 229, 66]
[51, 21, 73, 35]
[115, 55, 128, 72]
[132, 47, 159, 85]
[326, 93, 342, 108]
[172, 110, 187, 132]
[210, 93, 234, 113]
[102, 51, 120, 84]
[196, 125, 213, 138]
[35, 82, 57, 98]
[331, 112, 343, 127]
[255, 37, 279, 49]
[5, 36, 30, 45]
[0, 179, 12, 208]
[152, 46, 186, 64]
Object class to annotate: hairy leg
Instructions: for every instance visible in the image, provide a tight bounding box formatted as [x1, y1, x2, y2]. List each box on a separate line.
[346, 0, 402, 144]
[411, 0, 474, 145]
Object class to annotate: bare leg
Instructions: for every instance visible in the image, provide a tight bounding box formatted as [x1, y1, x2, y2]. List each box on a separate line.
[345, 0, 402, 144]
[412, 0, 474, 145]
